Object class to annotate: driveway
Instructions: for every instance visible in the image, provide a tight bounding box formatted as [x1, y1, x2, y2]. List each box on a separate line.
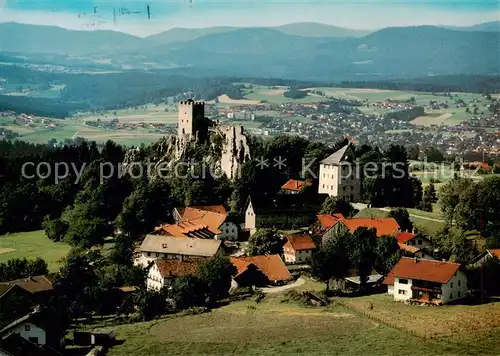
[260, 278, 305, 294]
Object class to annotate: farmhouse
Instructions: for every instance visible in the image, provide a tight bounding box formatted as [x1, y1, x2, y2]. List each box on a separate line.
[317, 143, 361, 202]
[383, 257, 467, 305]
[153, 221, 220, 239]
[230, 255, 292, 287]
[396, 232, 433, 252]
[469, 249, 500, 268]
[173, 205, 239, 241]
[135, 234, 224, 266]
[283, 234, 316, 263]
[146, 259, 201, 291]
[0, 309, 64, 351]
[280, 179, 312, 194]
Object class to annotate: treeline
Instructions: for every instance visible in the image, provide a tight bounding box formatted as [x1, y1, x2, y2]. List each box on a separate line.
[0, 95, 85, 119]
[385, 106, 425, 122]
[339, 75, 500, 94]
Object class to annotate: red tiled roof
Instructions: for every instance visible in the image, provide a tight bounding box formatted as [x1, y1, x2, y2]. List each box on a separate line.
[396, 232, 416, 243]
[281, 179, 312, 192]
[342, 218, 400, 237]
[191, 205, 227, 215]
[383, 257, 461, 285]
[231, 255, 292, 282]
[154, 259, 202, 278]
[317, 214, 346, 229]
[154, 221, 222, 237]
[286, 234, 316, 251]
[180, 207, 227, 232]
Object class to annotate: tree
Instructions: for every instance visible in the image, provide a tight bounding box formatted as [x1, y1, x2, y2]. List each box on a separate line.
[320, 196, 355, 217]
[42, 216, 68, 242]
[423, 183, 438, 204]
[439, 177, 474, 227]
[196, 256, 236, 304]
[346, 227, 378, 291]
[247, 229, 283, 256]
[388, 208, 413, 232]
[134, 288, 166, 321]
[0, 257, 48, 282]
[168, 276, 206, 310]
[311, 234, 350, 293]
[374, 235, 400, 275]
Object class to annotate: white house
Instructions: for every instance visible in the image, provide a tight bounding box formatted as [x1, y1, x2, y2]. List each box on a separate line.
[0, 309, 64, 348]
[283, 234, 316, 263]
[318, 143, 361, 202]
[135, 234, 224, 267]
[147, 259, 201, 291]
[383, 257, 468, 305]
[396, 232, 433, 252]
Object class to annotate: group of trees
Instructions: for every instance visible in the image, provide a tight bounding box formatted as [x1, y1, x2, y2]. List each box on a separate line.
[0, 257, 48, 282]
[312, 227, 401, 293]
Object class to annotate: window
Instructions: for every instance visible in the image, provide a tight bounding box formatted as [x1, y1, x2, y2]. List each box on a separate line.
[25, 325, 31, 331]
[398, 290, 406, 295]
[450, 293, 453, 299]
[322, 184, 325, 188]
[417, 239, 422, 245]
[147, 252, 151, 257]
[450, 282, 453, 288]
[458, 291, 461, 298]
[458, 280, 461, 287]
[28, 337, 38, 344]
[398, 278, 408, 284]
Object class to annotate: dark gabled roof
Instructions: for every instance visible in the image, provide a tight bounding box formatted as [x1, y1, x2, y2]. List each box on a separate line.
[320, 144, 351, 165]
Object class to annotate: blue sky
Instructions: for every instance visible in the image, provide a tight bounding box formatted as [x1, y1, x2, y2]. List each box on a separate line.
[0, 0, 498, 36]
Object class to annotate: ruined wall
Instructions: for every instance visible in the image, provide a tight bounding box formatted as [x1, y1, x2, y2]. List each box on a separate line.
[215, 124, 251, 180]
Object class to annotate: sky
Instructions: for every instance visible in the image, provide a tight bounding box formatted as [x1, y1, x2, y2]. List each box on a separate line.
[0, 0, 498, 36]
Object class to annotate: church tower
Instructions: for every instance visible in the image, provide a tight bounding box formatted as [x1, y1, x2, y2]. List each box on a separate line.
[177, 99, 205, 139]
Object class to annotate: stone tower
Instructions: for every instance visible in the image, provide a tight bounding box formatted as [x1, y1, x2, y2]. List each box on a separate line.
[177, 99, 205, 139]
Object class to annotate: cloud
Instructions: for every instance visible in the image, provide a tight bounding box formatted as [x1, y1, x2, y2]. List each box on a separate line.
[0, 2, 498, 37]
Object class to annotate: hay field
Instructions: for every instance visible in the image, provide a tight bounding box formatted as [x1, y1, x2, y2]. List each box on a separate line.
[411, 112, 452, 126]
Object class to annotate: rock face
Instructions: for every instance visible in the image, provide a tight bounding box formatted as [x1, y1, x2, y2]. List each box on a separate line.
[215, 124, 251, 180]
[123, 123, 251, 181]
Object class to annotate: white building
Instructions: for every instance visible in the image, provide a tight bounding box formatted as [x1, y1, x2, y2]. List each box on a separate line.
[147, 259, 201, 291]
[244, 198, 257, 236]
[135, 234, 224, 267]
[468, 249, 500, 268]
[318, 143, 361, 202]
[383, 257, 468, 305]
[283, 234, 316, 263]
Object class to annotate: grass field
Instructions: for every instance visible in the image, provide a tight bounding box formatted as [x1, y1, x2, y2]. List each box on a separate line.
[343, 294, 500, 341]
[0, 230, 70, 272]
[97, 291, 497, 355]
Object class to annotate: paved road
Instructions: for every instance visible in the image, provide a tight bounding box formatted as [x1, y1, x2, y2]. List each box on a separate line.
[260, 278, 305, 294]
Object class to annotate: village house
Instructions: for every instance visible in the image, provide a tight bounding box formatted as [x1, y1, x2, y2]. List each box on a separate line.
[383, 257, 467, 305]
[172, 205, 239, 241]
[395, 232, 433, 257]
[135, 234, 224, 266]
[0, 309, 65, 351]
[321, 216, 400, 245]
[230, 255, 292, 288]
[283, 234, 316, 263]
[0, 276, 54, 310]
[280, 179, 312, 195]
[317, 143, 361, 202]
[146, 259, 201, 291]
[469, 249, 500, 268]
[153, 221, 220, 239]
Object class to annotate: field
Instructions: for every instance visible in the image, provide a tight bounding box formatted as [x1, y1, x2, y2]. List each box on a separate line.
[0, 230, 70, 272]
[94, 291, 499, 355]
